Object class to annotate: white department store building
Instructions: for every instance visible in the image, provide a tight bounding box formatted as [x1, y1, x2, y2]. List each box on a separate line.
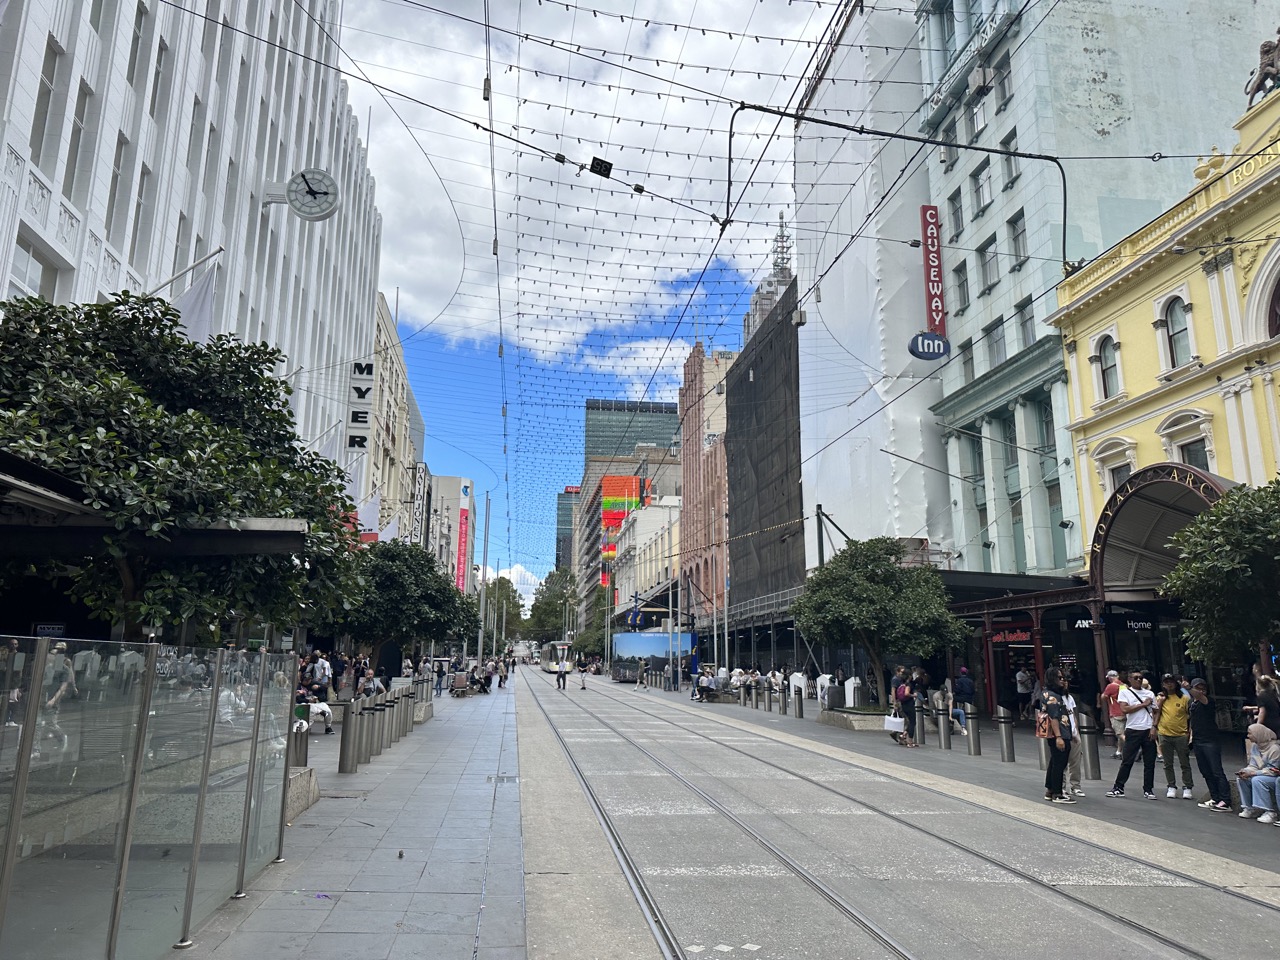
[0, 0, 381, 449]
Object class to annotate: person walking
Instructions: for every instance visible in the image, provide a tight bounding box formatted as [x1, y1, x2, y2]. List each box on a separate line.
[1061, 682, 1084, 797]
[1101, 669, 1125, 758]
[1016, 664, 1034, 720]
[1236, 723, 1280, 822]
[636, 658, 647, 690]
[953, 667, 975, 737]
[434, 660, 446, 698]
[556, 658, 568, 691]
[1039, 668, 1076, 804]
[1154, 673, 1195, 799]
[1188, 678, 1232, 812]
[1106, 670, 1158, 799]
[578, 657, 588, 690]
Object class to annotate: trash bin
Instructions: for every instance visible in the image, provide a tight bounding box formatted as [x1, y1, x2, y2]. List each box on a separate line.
[850, 678, 866, 708]
[827, 683, 845, 709]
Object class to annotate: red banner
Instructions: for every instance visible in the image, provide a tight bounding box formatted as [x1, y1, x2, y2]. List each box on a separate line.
[455, 507, 469, 591]
[921, 204, 946, 335]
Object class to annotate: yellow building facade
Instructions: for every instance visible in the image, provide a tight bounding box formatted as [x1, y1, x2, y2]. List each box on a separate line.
[1052, 91, 1280, 565]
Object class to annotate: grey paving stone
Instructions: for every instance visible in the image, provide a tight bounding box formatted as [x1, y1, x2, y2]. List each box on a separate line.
[387, 933, 477, 959]
[294, 931, 391, 960]
[316, 909, 409, 933]
[236, 909, 329, 933]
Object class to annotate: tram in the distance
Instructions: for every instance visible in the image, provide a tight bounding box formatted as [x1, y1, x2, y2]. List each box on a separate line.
[539, 641, 574, 673]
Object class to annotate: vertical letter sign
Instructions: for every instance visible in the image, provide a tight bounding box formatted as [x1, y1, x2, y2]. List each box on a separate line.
[910, 205, 951, 360]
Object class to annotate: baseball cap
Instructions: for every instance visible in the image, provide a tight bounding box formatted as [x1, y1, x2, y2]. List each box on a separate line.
[1106, 670, 1119, 679]
[960, 667, 968, 675]
[1190, 677, 1207, 688]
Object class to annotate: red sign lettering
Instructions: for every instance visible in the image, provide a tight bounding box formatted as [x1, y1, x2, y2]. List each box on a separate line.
[920, 204, 946, 336]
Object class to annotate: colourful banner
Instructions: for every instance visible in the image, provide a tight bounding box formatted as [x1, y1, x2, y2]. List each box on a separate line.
[455, 507, 469, 591]
[600, 476, 647, 563]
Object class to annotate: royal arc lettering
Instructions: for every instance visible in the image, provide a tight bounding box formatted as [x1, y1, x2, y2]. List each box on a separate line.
[1231, 138, 1280, 186]
[920, 205, 947, 335]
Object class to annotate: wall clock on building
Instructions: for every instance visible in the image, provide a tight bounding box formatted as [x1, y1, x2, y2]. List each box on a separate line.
[284, 168, 340, 222]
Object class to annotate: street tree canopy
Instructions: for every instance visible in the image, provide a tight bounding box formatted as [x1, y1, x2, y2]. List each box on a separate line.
[525, 568, 574, 647]
[343, 539, 474, 662]
[1162, 479, 1280, 668]
[791, 537, 968, 708]
[0, 294, 361, 638]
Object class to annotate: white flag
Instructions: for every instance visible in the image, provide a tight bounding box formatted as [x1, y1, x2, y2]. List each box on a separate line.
[316, 421, 342, 462]
[359, 489, 381, 534]
[379, 516, 400, 541]
[172, 266, 217, 344]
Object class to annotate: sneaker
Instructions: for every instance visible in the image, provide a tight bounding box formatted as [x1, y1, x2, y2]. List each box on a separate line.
[1072, 788, 1086, 797]
[1166, 786, 1177, 798]
[1260, 811, 1277, 825]
[1212, 801, 1232, 812]
[1112, 751, 1122, 759]
[1144, 791, 1158, 800]
[1182, 788, 1195, 800]
[1198, 799, 1216, 809]
[960, 728, 969, 736]
[1105, 788, 1124, 798]
[3, 721, 16, 728]
[1239, 807, 1259, 819]
[1052, 795, 1078, 804]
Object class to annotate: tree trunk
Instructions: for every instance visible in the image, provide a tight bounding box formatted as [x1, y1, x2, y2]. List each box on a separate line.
[867, 644, 887, 711]
[1261, 638, 1274, 676]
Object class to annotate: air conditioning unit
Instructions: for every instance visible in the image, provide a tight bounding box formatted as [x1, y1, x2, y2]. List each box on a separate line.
[938, 144, 952, 165]
[968, 67, 994, 98]
[792, 309, 807, 327]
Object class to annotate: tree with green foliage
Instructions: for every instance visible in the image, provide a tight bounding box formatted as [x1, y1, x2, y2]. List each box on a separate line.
[791, 537, 969, 708]
[1162, 479, 1280, 669]
[344, 539, 475, 664]
[573, 586, 608, 659]
[525, 568, 575, 646]
[0, 293, 361, 638]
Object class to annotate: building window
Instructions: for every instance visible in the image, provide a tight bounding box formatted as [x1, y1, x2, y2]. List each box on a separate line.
[90, 0, 107, 31]
[1039, 401, 1056, 454]
[105, 134, 128, 244]
[1268, 280, 1280, 339]
[148, 40, 167, 118]
[126, 3, 147, 86]
[1109, 463, 1132, 489]
[948, 189, 964, 238]
[61, 82, 90, 200]
[978, 236, 999, 292]
[953, 260, 971, 312]
[971, 161, 993, 214]
[1001, 129, 1019, 186]
[986, 317, 1006, 367]
[1165, 297, 1192, 368]
[128, 165, 151, 264]
[941, 121, 958, 169]
[10, 236, 58, 299]
[1098, 337, 1120, 398]
[994, 55, 1012, 106]
[1180, 438, 1210, 472]
[1092, 437, 1138, 494]
[960, 340, 975, 383]
[1015, 297, 1035, 349]
[940, 0, 957, 57]
[1008, 210, 1029, 267]
[29, 39, 60, 170]
[967, 96, 988, 141]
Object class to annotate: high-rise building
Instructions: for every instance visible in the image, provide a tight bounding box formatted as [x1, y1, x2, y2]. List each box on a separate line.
[427, 476, 476, 594]
[795, 1, 951, 572]
[362, 292, 420, 535]
[583, 399, 679, 463]
[918, 0, 1274, 576]
[0, 1, 381, 448]
[555, 486, 580, 570]
[680, 343, 736, 628]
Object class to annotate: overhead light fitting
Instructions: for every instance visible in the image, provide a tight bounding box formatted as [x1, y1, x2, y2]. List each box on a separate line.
[982, 540, 994, 549]
[1058, 519, 1074, 529]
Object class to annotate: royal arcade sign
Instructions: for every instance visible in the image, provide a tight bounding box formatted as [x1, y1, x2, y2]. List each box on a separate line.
[909, 204, 951, 361]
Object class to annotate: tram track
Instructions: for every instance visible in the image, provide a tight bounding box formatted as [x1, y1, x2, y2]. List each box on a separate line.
[528, 669, 1272, 960]
[526, 671, 919, 960]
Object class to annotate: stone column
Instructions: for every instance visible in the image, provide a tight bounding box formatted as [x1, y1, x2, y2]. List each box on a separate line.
[953, 0, 973, 49]
[1013, 399, 1054, 572]
[944, 432, 977, 569]
[980, 416, 1014, 571]
[1049, 377, 1084, 564]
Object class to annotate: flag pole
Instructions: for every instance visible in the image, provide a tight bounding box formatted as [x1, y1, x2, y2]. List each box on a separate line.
[146, 245, 225, 297]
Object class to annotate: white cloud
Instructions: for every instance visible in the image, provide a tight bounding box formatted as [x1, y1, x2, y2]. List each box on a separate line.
[481, 563, 543, 613]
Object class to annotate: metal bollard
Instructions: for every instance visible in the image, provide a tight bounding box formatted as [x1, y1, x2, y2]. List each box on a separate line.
[794, 685, 803, 719]
[383, 696, 396, 749]
[965, 704, 981, 756]
[1079, 712, 1102, 781]
[290, 724, 309, 766]
[937, 705, 952, 750]
[1037, 734, 1050, 771]
[357, 701, 372, 765]
[338, 701, 359, 774]
[915, 701, 927, 746]
[779, 683, 787, 715]
[995, 705, 1016, 762]
[373, 694, 386, 755]
[752, 685, 759, 709]
[766, 687, 773, 712]
[739, 685, 746, 707]
[389, 693, 401, 744]
[405, 687, 415, 733]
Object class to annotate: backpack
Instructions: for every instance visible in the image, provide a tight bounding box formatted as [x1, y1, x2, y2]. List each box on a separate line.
[896, 683, 911, 703]
[1035, 693, 1059, 738]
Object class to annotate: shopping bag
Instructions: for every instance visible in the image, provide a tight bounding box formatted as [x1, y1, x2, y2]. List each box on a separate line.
[883, 714, 905, 734]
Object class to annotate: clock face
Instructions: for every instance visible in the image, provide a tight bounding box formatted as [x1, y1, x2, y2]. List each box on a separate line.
[286, 168, 340, 222]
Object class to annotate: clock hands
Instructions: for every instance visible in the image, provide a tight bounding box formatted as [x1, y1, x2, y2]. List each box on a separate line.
[298, 172, 330, 198]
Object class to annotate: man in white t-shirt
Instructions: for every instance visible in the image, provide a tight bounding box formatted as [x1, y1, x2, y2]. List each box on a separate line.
[1106, 671, 1158, 799]
[1016, 667, 1034, 719]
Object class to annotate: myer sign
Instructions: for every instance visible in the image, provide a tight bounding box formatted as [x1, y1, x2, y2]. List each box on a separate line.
[346, 361, 374, 449]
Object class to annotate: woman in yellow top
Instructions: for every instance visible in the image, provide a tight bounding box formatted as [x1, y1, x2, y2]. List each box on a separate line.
[1154, 673, 1195, 799]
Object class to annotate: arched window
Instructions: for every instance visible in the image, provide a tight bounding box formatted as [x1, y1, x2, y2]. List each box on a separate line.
[1165, 298, 1191, 368]
[1268, 281, 1280, 340]
[1099, 337, 1119, 398]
